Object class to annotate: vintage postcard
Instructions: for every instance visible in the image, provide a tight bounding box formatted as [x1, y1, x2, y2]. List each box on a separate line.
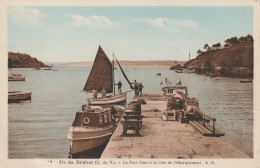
[0, 0, 259, 167]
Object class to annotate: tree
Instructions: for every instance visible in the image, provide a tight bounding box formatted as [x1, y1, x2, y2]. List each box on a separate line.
[225, 37, 238, 45]
[197, 49, 202, 55]
[204, 44, 210, 51]
[212, 43, 221, 48]
[245, 34, 253, 42]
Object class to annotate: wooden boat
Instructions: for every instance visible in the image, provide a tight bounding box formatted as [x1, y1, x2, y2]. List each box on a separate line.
[68, 46, 132, 156]
[42, 68, 52, 70]
[88, 93, 127, 105]
[156, 73, 161, 76]
[161, 80, 188, 96]
[83, 46, 133, 105]
[8, 92, 31, 103]
[240, 79, 252, 83]
[209, 73, 217, 78]
[174, 69, 183, 73]
[33, 67, 41, 70]
[12, 73, 22, 76]
[162, 86, 188, 96]
[42, 64, 53, 70]
[8, 76, 25, 81]
[67, 108, 117, 156]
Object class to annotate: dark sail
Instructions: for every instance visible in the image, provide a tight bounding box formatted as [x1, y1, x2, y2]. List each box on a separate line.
[83, 46, 113, 93]
[116, 59, 134, 89]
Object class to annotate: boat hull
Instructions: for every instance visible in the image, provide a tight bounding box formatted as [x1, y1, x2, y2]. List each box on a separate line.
[8, 77, 25, 81]
[8, 92, 31, 103]
[88, 93, 126, 105]
[240, 79, 252, 83]
[67, 126, 114, 155]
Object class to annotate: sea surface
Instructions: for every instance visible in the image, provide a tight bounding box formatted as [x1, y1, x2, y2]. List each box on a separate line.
[8, 64, 253, 158]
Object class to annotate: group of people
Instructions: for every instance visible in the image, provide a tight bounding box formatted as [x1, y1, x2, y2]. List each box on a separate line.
[132, 80, 144, 97]
[91, 80, 144, 99]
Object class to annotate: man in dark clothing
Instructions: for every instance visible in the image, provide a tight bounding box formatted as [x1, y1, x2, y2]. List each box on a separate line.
[138, 82, 144, 96]
[115, 81, 122, 94]
[132, 80, 139, 96]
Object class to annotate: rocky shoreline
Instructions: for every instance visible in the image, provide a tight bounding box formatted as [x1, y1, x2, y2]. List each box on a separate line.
[8, 52, 48, 68]
[180, 35, 253, 78]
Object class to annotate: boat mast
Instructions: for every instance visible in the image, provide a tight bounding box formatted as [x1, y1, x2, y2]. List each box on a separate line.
[188, 49, 190, 67]
[112, 53, 115, 95]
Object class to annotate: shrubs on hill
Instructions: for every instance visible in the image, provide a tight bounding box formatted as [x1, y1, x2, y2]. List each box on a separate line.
[8, 52, 48, 68]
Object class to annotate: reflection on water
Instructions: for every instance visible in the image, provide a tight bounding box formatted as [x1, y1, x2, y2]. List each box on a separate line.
[8, 65, 253, 158]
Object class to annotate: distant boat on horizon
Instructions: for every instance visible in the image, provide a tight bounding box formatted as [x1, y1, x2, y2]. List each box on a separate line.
[240, 79, 252, 83]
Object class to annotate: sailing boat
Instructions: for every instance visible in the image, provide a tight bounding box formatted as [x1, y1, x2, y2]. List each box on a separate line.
[84, 45, 133, 105]
[67, 46, 132, 157]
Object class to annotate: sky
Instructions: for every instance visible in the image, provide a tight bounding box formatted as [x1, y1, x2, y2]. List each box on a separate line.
[8, 6, 253, 62]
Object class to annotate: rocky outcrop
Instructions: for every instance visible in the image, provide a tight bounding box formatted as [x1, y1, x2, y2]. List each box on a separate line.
[185, 42, 253, 78]
[8, 52, 48, 68]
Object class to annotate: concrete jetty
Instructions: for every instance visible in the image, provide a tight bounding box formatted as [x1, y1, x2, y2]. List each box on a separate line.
[101, 94, 248, 158]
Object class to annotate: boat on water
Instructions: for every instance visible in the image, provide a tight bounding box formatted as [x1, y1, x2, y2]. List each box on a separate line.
[67, 107, 117, 156]
[161, 80, 188, 96]
[156, 73, 161, 76]
[209, 73, 217, 78]
[240, 79, 252, 83]
[33, 67, 41, 70]
[162, 85, 188, 96]
[42, 67, 52, 70]
[67, 46, 132, 156]
[42, 64, 53, 70]
[8, 76, 25, 81]
[8, 91, 31, 103]
[8, 70, 25, 81]
[83, 45, 133, 105]
[12, 73, 22, 76]
[174, 69, 183, 73]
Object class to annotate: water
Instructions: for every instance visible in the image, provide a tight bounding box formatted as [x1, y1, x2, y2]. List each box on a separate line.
[8, 65, 253, 158]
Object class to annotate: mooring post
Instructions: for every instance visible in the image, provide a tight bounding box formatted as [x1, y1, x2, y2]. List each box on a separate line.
[181, 111, 185, 123]
[213, 119, 216, 136]
[203, 115, 206, 127]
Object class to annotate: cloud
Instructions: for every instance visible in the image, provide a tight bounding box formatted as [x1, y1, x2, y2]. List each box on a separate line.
[145, 17, 198, 31]
[8, 6, 44, 26]
[70, 15, 118, 29]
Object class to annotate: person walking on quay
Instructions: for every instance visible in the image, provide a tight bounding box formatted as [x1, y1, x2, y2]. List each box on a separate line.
[92, 88, 98, 99]
[132, 80, 139, 96]
[101, 87, 107, 98]
[115, 81, 122, 94]
[138, 82, 144, 96]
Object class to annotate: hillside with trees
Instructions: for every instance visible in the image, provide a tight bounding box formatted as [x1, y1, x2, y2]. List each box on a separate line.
[185, 35, 253, 78]
[8, 52, 48, 68]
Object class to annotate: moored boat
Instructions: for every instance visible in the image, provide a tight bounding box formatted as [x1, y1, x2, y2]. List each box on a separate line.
[161, 79, 188, 96]
[33, 67, 41, 70]
[88, 93, 127, 105]
[162, 86, 188, 96]
[67, 108, 117, 156]
[8, 76, 25, 81]
[12, 73, 22, 76]
[8, 92, 31, 103]
[209, 73, 217, 78]
[174, 69, 183, 73]
[83, 46, 133, 105]
[240, 79, 252, 83]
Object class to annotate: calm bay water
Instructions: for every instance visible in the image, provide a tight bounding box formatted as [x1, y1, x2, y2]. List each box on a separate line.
[8, 64, 253, 158]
